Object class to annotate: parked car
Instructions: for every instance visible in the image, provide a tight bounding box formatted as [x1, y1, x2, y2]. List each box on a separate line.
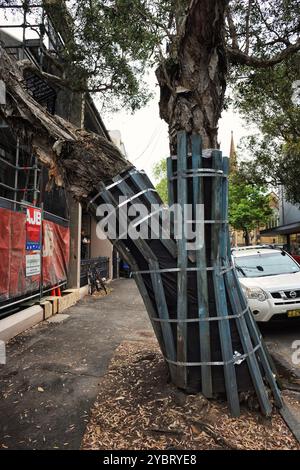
[232, 246, 300, 322]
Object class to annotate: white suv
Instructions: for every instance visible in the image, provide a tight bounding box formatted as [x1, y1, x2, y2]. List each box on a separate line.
[232, 246, 300, 322]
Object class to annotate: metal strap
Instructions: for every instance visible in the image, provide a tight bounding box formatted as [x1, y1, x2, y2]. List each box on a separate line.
[114, 188, 157, 209]
[111, 206, 165, 243]
[185, 219, 228, 224]
[170, 172, 225, 181]
[106, 169, 146, 191]
[132, 266, 235, 275]
[150, 307, 248, 323]
[164, 343, 261, 367]
[170, 150, 220, 160]
[87, 169, 145, 207]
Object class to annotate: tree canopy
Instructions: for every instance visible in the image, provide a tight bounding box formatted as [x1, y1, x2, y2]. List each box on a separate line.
[153, 158, 168, 204]
[229, 173, 273, 245]
[232, 52, 300, 204]
[4, 1, 300, 118]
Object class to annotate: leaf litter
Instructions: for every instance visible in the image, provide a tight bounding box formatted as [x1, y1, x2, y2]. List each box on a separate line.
[82, 340, 300, 450]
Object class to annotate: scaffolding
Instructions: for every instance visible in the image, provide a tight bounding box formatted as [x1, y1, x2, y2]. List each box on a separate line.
[0, 2, 70, 312]
[0, 1, 65, 207]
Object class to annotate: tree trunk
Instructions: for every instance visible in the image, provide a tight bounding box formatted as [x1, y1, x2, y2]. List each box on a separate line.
[244, 230, 250, 246]
[156, 0, 228, 153]
[0, 46, 132, 205]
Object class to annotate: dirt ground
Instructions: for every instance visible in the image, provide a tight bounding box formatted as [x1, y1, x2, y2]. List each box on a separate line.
[82, 339, 300, 450]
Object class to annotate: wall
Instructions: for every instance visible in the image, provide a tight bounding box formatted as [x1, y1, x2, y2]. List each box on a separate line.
[280, 197, 300, 225]
[90, 218, 113, 280]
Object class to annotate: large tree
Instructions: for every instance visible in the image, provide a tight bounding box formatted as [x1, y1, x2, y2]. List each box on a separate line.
[231, 54, 300, 204]
[0, 0, 300, 199]
[1, 0, 293, 413]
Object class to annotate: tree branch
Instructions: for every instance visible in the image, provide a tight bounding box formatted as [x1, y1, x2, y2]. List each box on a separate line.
[254, 0, 291, 47]
[244, 0, 253, 55]
[227, 38, 300, 68]
[18, 60, 113, 94]
[226, 5, 239, 50]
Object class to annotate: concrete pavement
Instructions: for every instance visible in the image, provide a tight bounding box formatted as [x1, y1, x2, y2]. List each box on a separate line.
[0, 279, 153, 450]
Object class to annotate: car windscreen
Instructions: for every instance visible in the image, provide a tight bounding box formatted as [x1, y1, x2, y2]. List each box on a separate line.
[234, 252, 300, 278]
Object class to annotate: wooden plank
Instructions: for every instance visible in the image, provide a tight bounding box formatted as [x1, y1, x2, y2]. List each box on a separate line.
[149, 259, 177, 382]
[220, 155, 281, 408]
[110, 179, 178, 383]
[176, 131, 188, 388]
[222, 157, 232, 261]
[211, 149, 240, 417]
[114, 240, 166, 354]
[191, 134, 212, 397]
[224, 269, 273, 416]
[232, 269, 283, 408]
[220, 154, 273, 414]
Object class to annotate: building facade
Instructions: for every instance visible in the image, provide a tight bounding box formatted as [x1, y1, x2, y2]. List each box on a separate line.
[0, 5, 117, 314]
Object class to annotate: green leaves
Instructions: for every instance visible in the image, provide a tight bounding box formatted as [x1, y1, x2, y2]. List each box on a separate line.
[229, 173, 273, 233]
[232, 53, 300, 203]
[153, 158, 168, 204]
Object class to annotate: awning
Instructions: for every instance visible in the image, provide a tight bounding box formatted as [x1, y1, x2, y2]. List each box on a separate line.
[260, 221, 300, 236]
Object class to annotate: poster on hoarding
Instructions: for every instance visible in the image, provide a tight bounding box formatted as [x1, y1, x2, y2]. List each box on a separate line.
[26, 253, 41, 277]
[26, 207, 41, 251]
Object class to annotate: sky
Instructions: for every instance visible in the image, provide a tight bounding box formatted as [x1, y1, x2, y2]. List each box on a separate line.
[103, 69, 253, 181]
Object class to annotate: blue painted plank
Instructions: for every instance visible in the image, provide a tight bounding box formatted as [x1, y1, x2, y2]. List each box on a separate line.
[176, 131, 188, 388]
[212, 150, 240, 417]
[191, 134, 212, 398]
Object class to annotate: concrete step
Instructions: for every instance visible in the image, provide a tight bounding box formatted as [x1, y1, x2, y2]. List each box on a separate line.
[0, 305, 43, 342]
[0, 288, 85, 343]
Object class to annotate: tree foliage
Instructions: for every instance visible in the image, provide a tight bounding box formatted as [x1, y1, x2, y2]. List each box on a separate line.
[232, 52, 300, 203]
[4, 0, 300, 117]
[228, 1, 300, 204]
[229, 173, 273, 243]
[153, 158, 168, 203]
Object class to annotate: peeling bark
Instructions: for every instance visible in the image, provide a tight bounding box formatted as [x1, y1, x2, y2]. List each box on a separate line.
[0, 46, 132, 203]
[156, 0, 228, 152]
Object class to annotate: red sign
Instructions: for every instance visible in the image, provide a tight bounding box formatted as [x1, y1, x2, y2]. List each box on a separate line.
[26, 207, 41, 250]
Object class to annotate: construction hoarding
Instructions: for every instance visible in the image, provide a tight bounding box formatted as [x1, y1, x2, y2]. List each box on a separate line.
[0, 207, 70, 302]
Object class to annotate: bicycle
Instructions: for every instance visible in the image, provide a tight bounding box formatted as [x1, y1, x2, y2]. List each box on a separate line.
[87, 266, 107, 295]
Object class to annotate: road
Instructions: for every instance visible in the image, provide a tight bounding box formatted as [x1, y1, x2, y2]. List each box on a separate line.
[261, 319, 300, 385]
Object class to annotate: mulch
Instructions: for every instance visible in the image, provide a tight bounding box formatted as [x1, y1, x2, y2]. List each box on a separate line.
[81, 339, 300, 450]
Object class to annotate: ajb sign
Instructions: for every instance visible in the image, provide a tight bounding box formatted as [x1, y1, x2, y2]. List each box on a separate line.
[26, 207, 41, 252]
[26, 207, 41, 226]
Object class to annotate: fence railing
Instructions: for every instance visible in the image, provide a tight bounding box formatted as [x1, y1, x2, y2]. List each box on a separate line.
[80, 257, 109, 288]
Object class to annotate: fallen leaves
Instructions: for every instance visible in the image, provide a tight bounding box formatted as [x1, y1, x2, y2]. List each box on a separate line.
[81, 340, 300, 450]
